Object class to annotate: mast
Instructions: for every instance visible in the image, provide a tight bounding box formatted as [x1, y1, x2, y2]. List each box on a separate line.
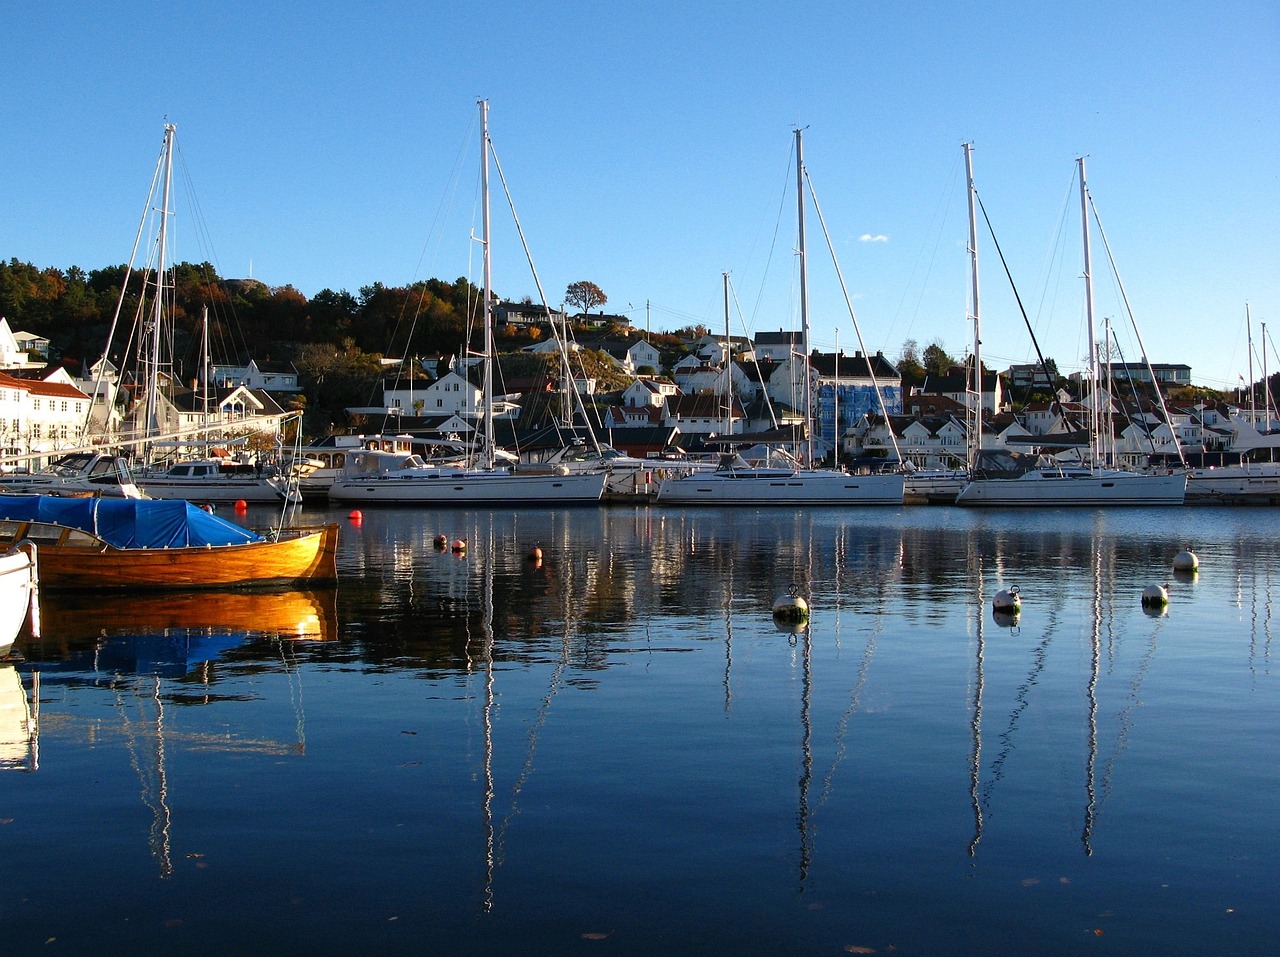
[964, 142, 982, 467]
[1077, 157, 1102, 465]
[143, 123, 176, 462]
[1264, 320, 1272, 429]
[722, 272, 732, 437]
[1078, 157, 1101, 467]
[795, 127, 813, 466]
[479, 100, 495, 470]
[1246, 304, 1256, 424]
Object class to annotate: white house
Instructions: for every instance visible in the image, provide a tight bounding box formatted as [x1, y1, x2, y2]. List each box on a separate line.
[0, 371, 93, 466]
[753, 330, 803, 363]
[621, 378, 679, 408]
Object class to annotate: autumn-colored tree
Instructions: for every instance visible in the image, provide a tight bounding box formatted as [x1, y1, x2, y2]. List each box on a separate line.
[564, 280, 607, 317]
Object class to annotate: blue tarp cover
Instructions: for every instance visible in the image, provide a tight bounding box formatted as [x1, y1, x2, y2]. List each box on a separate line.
[0, 495, 264, 549]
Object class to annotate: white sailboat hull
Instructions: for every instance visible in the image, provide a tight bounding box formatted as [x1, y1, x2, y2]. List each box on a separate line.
[137, 475, 290, 503]
[328, 468, 607, 506]
[1185, 464, 1280, 504]
[655, 468, 905, 506]
[955, 469, 1186, 507]
[0, 547, 36, 658]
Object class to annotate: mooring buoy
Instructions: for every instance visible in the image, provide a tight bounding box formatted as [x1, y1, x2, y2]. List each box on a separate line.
[1141, 583, 1169, 608]
[993, 586, 1021, 613]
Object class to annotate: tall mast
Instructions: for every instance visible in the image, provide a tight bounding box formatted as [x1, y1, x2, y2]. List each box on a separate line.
[795, 127, 813, 465]
[964, 143, 982, 467]
[722, 271, 732, 437]
[1078, 156, 1100, 466]
[144, 123, 176, 461]
[1264, 320, 1272, 428]
[1246, 304, 1256, 424]
[479, 100, 495, 470]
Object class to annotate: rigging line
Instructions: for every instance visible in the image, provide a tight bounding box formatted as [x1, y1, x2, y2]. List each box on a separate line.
[746, 141, 797, 334]
[1086, 191, 1186, 467]
[728, 276, 781, 429]
[802, 168, 903, 462]
[890, 148, 964, 346]
[973, 189, 1080, 428]
[488, 140, 602, 454]
[84, 133, 170, 441]
[1106, 330, 1161, 456]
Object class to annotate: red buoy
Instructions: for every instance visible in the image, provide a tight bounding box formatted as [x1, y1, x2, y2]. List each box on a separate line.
[235, 499, 248, 512]
[528, 545, 543, 561]
[348, 510, 363, 521]
[433, 533, 448, 549]
[451, 539, 467, 553]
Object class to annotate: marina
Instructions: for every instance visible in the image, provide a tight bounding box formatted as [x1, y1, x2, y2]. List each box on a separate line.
[0, 503, 1275, 955]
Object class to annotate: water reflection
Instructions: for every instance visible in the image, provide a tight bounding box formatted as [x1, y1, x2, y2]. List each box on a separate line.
[6, 505, 1277, 953]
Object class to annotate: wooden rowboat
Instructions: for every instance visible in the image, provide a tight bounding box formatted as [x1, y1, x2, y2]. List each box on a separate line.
[0, 496, 337, 591]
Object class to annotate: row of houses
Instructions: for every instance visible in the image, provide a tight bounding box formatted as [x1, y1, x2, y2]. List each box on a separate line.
[0, 318, 297, 467]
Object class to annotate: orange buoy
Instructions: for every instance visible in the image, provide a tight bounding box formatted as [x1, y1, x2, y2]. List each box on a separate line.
[451, 539, 467, 553]
[528, 545, 543, 561]
[234, 499, 248, 511]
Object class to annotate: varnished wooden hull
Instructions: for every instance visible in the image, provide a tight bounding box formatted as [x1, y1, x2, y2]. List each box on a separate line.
[31, 524, 339, 591]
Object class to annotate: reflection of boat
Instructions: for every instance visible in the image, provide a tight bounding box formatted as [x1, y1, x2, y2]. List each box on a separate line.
[35, 588, 336, 643]
[0, 664, 37, 771]
[0, 452, 144, 499]
[0, 495, 337, 591]
[0, 542, 36, 657]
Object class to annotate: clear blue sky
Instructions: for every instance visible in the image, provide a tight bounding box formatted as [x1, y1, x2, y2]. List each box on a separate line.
[4, 0, 1276, 391]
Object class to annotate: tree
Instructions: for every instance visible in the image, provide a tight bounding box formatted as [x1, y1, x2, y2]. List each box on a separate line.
[564, 281, 607, 317]
[922, 339, 958, 377]
[897, 338, 925, 386]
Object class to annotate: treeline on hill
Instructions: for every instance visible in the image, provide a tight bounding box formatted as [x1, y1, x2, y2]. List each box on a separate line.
[0, 258, 685, 433]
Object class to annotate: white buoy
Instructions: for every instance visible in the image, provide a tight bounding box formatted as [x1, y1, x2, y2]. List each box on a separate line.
[772, 590, 809, 625]
[993, 586, 1021, 613]
[1141, 584, 1169, 608]
[1173, 550, 1199, 572]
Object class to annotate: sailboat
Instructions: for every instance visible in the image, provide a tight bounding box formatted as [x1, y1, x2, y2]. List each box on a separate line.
[327, 101, 606, 507]
[904, 143, 985, 505]
[655, 128, 905, 506]
[955, 157, 1186, 506]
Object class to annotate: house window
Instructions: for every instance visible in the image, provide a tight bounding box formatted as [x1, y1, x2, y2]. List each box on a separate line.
[32, 425, 40, 440]
[437, 399, 443, 408]
[32, 399, 40, 411]
[62, 401, 68, 412]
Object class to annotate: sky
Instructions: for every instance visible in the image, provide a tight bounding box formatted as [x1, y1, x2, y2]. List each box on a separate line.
[3, 0, 1277, 392]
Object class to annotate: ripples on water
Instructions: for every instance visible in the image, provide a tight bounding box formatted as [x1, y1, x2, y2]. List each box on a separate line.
[2, 505, 1276, 956]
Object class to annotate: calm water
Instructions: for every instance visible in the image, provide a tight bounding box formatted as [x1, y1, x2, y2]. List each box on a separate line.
[2, 504, 1276, 956]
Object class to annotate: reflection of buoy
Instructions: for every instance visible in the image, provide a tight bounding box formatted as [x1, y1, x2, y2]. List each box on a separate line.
[1141, 584, 1169, 608]
[992, 608, 1021, 629]
[433, 534, 448, 550]
[1173, 550, 1199, 572]
[993, 586, 1021, 613]
[348, 509, 363, 521]
[528, 545, 543, 561]
[772, 589, 809, 626]
[235, 499, 248, 512]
